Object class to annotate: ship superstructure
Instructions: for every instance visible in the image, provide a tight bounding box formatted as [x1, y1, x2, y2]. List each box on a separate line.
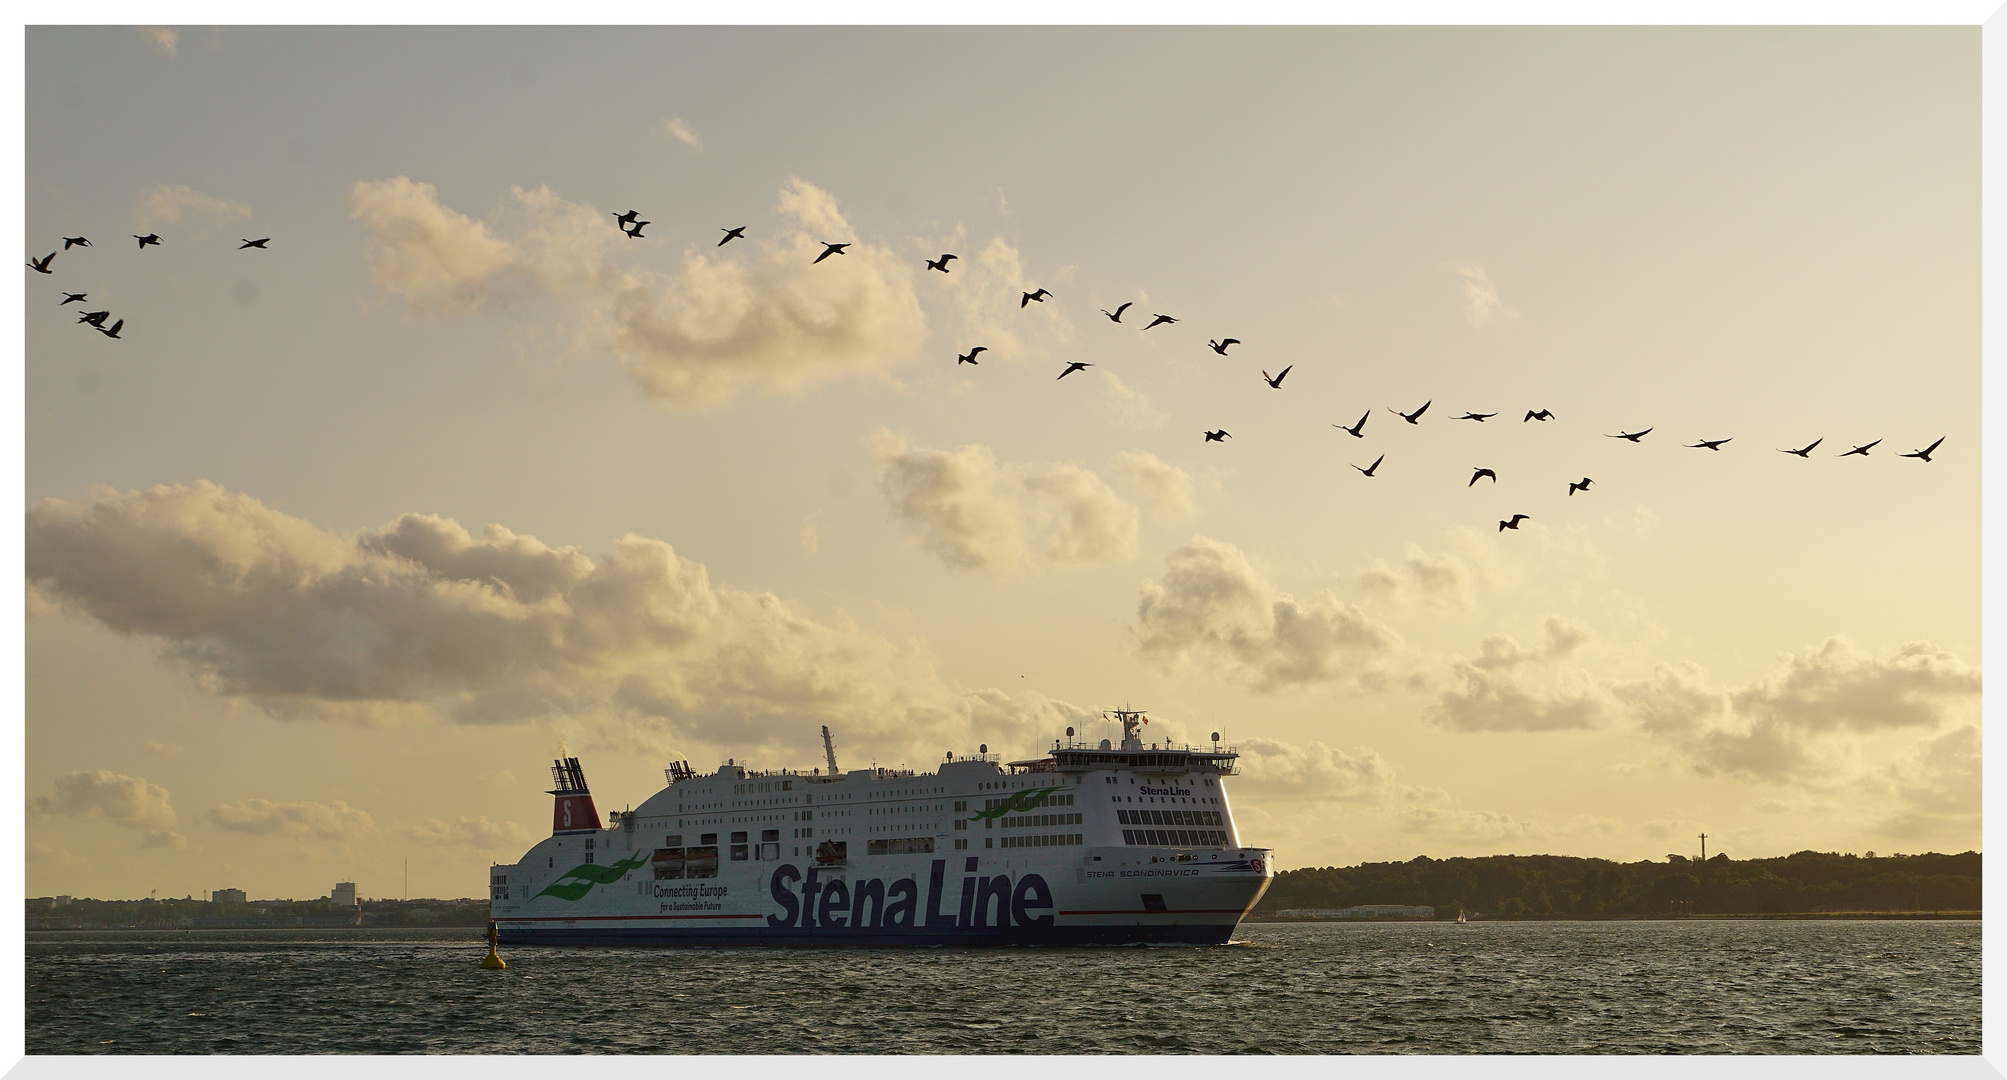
[489, 709, 1272, 945]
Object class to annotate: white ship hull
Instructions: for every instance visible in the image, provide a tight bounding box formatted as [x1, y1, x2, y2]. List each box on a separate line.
[492, 720, 1272, 946]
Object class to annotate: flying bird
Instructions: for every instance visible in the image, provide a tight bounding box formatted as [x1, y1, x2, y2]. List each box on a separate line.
[957, 347, 987, 365]
[1469, 468, 1497, 487]
[1022, 288, 1052, 307]
[1524, 409, 1555, 422]
[1143, 314, 1177, 330]
[26, 252, 54, 274]
[62, 236, 90, 250]
[1608, 428, 1652, 442]
[239, 238, 271, 249]
[96, 318, 123, 339]
[1352, 454, 1385, 478]
[613, 211, 640, 227]
[1498, 514, 1530, 532]
[134, 234, 161, 248]
[1779, 439, 1822, 458]
[925, 253, 956, 272]
[1454, 412, 1497, 422]
[813, 242, 850, 263]
[1901, 436, 1946, 463]
[1839, 439, 1882, 457]
[719, 227, 747, 246]
[1687, 438, 1732, 451]
[1390, 400, 1431, 425]
[623, 221, 650, 239]
[1568, 478, 1593, 496]
[1203, 429, 1230, 443]
[1262, 365, 1293, 388]
[76, 310, 110, 327]
[60, 292, 87, 305]
[1208, 338, 1239, 355]
[1333, 410, 1369, 438]
[1057, 361, 1091, 380]
[1101, 302, 1133, 323]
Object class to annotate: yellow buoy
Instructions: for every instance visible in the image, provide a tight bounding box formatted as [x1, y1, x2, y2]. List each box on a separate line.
[479, 920, 507, 969]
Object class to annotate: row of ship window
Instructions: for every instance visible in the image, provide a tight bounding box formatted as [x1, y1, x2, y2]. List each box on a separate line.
[1117, 808, 1224, 828]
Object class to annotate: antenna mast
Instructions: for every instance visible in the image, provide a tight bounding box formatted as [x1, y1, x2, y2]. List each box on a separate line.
[822, 726, 840, 774]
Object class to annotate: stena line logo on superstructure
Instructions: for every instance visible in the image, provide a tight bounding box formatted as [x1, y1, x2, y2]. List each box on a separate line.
[767, 860, 1054, 929]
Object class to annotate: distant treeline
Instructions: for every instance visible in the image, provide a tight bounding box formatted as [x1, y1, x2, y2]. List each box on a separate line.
[26, 896, 490, 929]
[1256, 851, 1980, 918]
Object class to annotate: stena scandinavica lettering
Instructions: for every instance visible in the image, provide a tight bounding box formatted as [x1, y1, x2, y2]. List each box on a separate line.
[488, 710, 1273, 946]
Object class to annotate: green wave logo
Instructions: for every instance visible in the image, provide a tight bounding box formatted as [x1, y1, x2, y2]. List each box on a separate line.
[535, 852, 650, 902]
[969, 786, 1060, 821]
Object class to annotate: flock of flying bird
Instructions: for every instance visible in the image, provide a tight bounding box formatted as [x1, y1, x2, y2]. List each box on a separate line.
[32, 231, 272, 342]
[35, 209, 1951, 536]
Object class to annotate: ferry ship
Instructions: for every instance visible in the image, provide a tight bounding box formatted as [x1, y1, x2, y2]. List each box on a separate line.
[488, 709, 1273, 945]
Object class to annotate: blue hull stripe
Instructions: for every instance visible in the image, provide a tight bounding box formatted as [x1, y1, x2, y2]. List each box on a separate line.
[497, 923, 1239, 947]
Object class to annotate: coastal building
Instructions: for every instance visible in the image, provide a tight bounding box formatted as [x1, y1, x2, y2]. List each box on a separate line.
[212, 889, 247, 904]
[330, 882, 357, 908]
[1274, 905, 1437, 920]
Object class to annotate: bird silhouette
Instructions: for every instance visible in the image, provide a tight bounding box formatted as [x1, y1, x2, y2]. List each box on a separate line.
[1391, 400, 1431, 425]
[1469, 468, 1497, 487]
[613, 211, 640, 227]
[239, 238, 271, 249]
[1353, 454, 1385, 477]
[1687, 438, 1732, 451]
[1568, 478, 1593, 496]
[957, 347, 987, 365]
[60, 292, 87, 305]
[1454, 412, 1497, 422]
[1262, 366, 1293, 388]
[1901, 436, 1946, 463]
[813, 242, 849, 263]
[1498, 514, 1529, 532]
[925, 253, 956, 272]
[1057, 361, 1091, 380]
[719, 227, 747, 246]
[26, 252, 54, 274]
[1333, 410, 1369, 438]
[624, 221, 650, 239]
[76, 310, 110, 327]
[1022, 288, 1052, 308]
[1608, 428, 1652, 442]
[1143, 314, 1177, 330]
[96, 318, 123, 339]
[1208, 338, 1239, 355]
[134, 234, 161, 248]
[1524, 409, 1555, 422]
[62, 236, 90, 250]
[1839, 439, 1882, 457]
[1779, 438, 1822, 458]
[1203, 430, 1230, 443]
[1102, 302, 1133, 323]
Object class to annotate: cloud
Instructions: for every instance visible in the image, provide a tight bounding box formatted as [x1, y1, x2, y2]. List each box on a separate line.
[350, 176, 928, 409]
[871, 433, 1138, 571]
[1111, 451, 1195, 522]
[396, 816, 531, 852]
[1870, 725, 1980, 840]
[921, 235, 1073, 364]
[661, 117, 701, 151]
[1425, 616, 1609, 733]
[142, 830, 193, 850]
[1232, 737, 1399, 800]
[143, 739, 187, 758]
[474, 770, 517, 788]
[141, 27, 178, 59]
[1455, 264, 1517, 326]
[1610, 638, 1979, 780]
[1134, 536, 1403, 692]
[1097, 371, 1167, 430]
[204, 799, 377, 843]
[800, 513, 822, 557]
[141, 184, 253, 225]
[30, 770, 178, 830]
[1354, 527, 1513, 612]
[25, 480, 1091, 763]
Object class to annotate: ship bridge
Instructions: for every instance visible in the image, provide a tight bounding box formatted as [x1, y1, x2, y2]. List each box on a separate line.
[1005, 707, 1238, 776]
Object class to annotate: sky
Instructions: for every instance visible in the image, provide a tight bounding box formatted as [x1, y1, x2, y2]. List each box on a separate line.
[21, 25, 1980, 900]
